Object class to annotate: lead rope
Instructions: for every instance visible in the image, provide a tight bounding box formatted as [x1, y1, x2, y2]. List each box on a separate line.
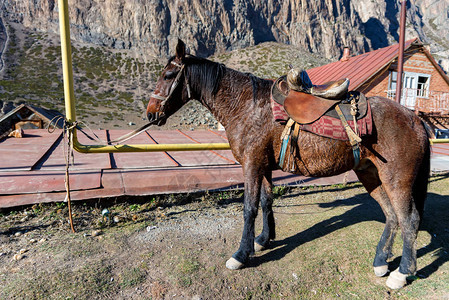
[64, 120, 76, 233]
[48, 117, 76, 233]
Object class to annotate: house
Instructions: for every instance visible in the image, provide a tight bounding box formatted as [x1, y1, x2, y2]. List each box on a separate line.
[0, 104, 64, 140]
[306, 38, 449, 129]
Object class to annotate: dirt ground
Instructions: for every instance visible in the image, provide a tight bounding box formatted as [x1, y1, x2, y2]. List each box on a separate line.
[0, 176, 448, 299]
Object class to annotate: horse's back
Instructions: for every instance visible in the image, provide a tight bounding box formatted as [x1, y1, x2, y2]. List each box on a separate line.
[368, 96, 429, 149]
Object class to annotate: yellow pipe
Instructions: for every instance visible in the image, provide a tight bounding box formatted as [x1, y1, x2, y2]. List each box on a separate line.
[58, 0, 230, 153]
[430, 138, 449, 144]
[72, 140, 231, 153]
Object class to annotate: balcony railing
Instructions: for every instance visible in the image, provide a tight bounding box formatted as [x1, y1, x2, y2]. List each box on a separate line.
[385, 89, 449, 114]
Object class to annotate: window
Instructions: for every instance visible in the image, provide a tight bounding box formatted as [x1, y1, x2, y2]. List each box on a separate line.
[387, 71, 397, 98]
[417, 75, 430, 97]
[388, 71, 431, 98]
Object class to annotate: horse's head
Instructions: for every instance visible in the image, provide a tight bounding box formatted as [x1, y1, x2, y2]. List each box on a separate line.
[146, 39, 191, 125]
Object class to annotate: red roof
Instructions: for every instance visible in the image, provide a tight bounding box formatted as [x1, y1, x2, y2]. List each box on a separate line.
[307, 38, 418, 90]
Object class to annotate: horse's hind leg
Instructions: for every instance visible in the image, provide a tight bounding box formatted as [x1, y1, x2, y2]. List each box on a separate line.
[355, 162, 399, 277]
[376, 147, 429, 289]
[382, 186, 420, 289]
[255, 173, 275, 251]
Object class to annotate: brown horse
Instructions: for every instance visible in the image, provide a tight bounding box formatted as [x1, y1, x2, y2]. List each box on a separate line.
[146, 40, 431, 289]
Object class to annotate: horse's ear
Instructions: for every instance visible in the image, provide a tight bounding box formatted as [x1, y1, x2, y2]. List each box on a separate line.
[175, 39, 186, 60]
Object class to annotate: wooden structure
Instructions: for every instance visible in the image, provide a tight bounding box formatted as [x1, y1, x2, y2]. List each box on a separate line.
[307, 38, 449, 129]
[0, 104, 64, 140]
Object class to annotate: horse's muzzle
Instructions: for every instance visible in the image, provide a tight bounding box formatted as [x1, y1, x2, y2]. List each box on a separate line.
[147, 112, 166, 126]
[147, 112, 157, 122]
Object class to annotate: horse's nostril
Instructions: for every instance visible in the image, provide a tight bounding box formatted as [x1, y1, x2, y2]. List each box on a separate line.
[147, 112, 154, 122]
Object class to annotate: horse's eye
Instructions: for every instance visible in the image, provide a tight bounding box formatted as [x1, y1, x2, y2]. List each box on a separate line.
[164, 71, 177, 80]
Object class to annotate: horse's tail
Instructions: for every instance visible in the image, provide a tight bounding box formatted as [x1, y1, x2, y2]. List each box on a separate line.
[413, 120, 432, 221]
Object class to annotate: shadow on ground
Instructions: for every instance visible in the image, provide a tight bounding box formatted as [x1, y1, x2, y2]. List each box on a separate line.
[251, 185, 449, 281]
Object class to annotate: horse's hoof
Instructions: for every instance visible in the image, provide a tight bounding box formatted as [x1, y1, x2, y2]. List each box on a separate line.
[386, 268, 407, 289]
[254, 242, 265, 252]
[226, 257, 244, 270]
[374, 265, 389, 277]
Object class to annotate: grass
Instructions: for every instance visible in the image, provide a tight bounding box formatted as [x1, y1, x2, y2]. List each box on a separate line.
[120, 266, 147, 288]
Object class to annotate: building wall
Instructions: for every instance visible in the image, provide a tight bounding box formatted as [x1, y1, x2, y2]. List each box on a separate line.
[358, 67, 390, 98]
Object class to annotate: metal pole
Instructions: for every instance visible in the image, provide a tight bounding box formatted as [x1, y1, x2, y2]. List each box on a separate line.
[395, 0, 407, 103]
[58, 0, 76, 122]
[57, 0, 230, 153]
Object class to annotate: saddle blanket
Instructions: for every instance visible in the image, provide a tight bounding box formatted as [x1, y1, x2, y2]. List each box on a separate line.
[271, 98, 373, 141]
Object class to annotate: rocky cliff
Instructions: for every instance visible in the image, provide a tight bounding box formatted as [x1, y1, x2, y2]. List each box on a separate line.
[3, 0, 447, 63]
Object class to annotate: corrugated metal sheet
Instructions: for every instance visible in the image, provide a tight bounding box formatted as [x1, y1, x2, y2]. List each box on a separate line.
[0, 129, 361, 208]
[307, 39, 418, 90]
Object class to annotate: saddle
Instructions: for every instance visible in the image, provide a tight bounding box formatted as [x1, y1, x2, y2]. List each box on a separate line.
[272, 69, 370, 172]
[271, 71, 367, 124]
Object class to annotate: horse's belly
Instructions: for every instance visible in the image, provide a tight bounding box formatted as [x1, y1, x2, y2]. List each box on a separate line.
[292, 137, 354, 177]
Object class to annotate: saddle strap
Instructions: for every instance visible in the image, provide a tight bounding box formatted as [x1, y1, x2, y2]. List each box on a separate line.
[279, 119, 294, 169]
[278, 119, 301, 172]
[335, 105, 362, 168]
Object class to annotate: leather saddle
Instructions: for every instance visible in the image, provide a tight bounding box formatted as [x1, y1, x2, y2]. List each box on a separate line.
[271, 73, 367, 124]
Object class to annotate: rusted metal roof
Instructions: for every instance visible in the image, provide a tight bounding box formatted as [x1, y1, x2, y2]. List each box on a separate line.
[0, 129, 447, 208]
[307, 38, 418, 90]
[0, 129, 361, 208]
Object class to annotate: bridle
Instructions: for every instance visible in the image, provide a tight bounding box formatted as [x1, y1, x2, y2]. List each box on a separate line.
[150, 60, 192, 109]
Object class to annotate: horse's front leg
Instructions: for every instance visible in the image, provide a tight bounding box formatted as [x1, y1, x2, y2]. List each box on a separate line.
[226, 164, 263, 270]
[255, 173, 275, 251]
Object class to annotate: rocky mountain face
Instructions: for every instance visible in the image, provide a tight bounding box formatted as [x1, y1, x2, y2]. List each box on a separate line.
[1, 0, 448, 67]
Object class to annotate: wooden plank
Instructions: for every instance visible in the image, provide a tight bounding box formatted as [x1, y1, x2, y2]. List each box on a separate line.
[0, 170, 101, 195]
[0, 129, 62, 171]
[40, 130, 110, 171]
[148, 130, 235, 167]
[108, 130, 179, 168]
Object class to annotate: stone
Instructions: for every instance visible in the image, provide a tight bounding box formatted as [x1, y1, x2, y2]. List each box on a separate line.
[146, 226, 157, 232]
[13, 254, 24, 261]
[4, 0, 445, 65]
[91, 230, 102, 237]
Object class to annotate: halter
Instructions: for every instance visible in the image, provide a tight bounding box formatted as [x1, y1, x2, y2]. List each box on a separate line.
[150, 61, 192, 108]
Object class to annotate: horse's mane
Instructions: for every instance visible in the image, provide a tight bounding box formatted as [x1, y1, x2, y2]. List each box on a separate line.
[180, 55, 227, 99]
[182, 55, 265, 105]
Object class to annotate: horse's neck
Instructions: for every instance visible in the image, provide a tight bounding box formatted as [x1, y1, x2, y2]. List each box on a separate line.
[199, 69, 258, 128]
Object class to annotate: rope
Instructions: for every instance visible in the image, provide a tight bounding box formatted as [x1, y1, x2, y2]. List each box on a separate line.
[47, 115, 159, 232]
[48, 116, 76, 233]
[63, 121, 76, 233]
